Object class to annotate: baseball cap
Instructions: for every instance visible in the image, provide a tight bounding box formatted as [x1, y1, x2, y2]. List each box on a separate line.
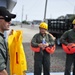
[0, 6, 16, 19]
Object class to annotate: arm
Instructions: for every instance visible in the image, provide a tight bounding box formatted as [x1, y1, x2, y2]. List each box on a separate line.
[31, 34, 47, 49]
[0, 69, 8, 75]
[42, 34, 55, 49]
[48, 35, 55, 46]
[60, 31, 69, 45]
[9, 29, 13, 35]
[31, 34, 39, 47]
[49, 33, 56, 40]
[45, 31, 56, 40]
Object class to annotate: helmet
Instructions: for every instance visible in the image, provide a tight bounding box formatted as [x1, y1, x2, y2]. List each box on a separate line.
[72, 19, 75, 25]
[39, 22, 48, 30]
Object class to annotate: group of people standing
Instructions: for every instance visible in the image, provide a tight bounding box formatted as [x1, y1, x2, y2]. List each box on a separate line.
[31, 19, 75, 75]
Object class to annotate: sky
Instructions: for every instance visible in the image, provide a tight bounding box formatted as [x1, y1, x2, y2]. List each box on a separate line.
[12, 0, 75, 21]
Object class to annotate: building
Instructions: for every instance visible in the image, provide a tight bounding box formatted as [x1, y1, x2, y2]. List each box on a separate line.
[32, 20, 42, 25]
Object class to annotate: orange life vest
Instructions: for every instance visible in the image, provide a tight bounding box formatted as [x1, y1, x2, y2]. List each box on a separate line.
[30, 45, 40, 52]
[30, 45, 55, 54]
[45, 45, 56, 54]
[62, 44, 75, 54]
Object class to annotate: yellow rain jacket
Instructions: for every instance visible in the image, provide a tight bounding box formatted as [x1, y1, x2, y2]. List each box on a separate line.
[8, 30, 27, 75]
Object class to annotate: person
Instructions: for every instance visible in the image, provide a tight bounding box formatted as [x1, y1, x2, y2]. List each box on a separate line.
[60, 19, 75, 75]
[0, 6, 16, 75]
[45, 31, 56, 40]
[31, 22, 55, 75]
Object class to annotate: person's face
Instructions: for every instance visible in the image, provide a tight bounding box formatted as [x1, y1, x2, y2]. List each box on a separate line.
[0, 16, 11, 32]
[39, 28, 47, 34]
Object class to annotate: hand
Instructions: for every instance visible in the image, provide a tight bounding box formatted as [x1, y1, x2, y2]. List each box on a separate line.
[43, 43, 49, 48]
[42, 43, 49, 50]
[9, 29, 13, 35]
[38, 43, 43, 48]
[0, 69, 8, 75]
[38, 43, 49, 50]
[38, 43, 46, 50]
[45, 31, 56, 40]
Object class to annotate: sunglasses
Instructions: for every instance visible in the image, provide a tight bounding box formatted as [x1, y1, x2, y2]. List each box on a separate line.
[0, 18, 11, 22]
